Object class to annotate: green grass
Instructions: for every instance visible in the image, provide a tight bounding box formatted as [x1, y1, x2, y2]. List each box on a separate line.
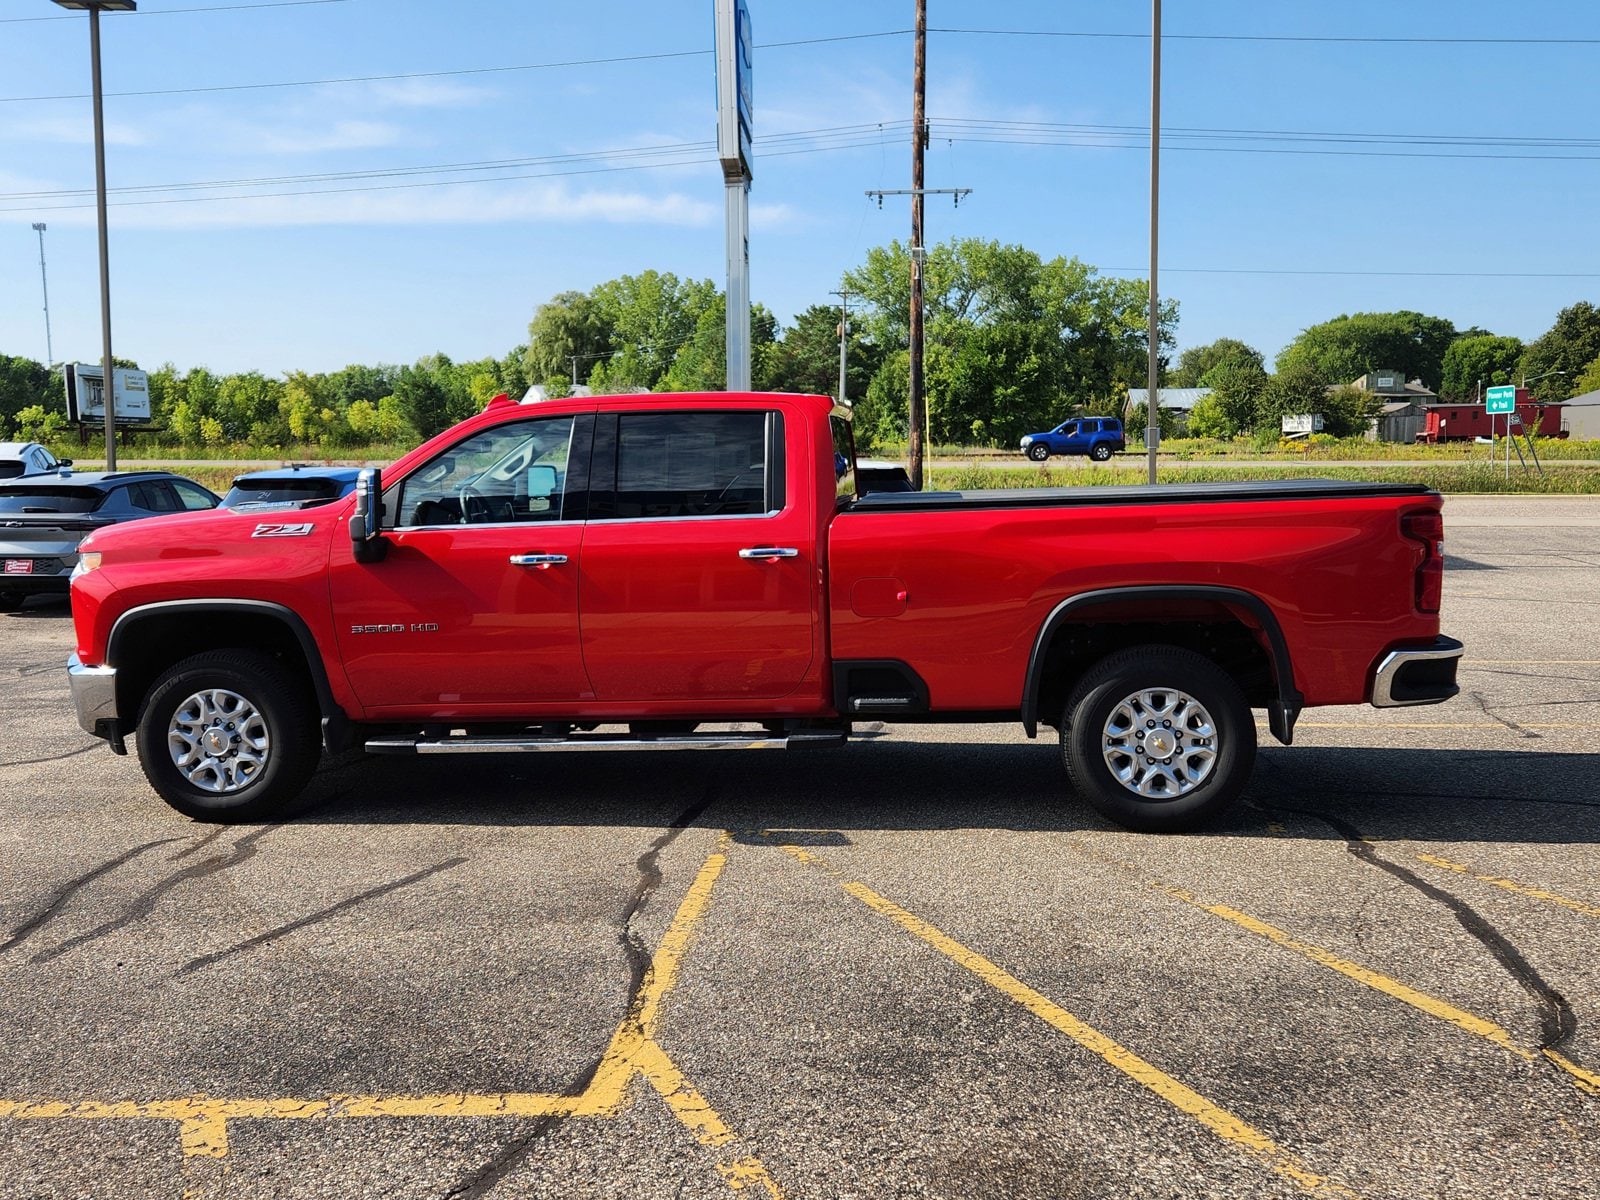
[929, 464, 1600, 494]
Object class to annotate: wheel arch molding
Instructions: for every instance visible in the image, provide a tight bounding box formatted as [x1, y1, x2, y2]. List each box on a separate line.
[106, 599, 352, 751]
[1020, 585, 1303, 745]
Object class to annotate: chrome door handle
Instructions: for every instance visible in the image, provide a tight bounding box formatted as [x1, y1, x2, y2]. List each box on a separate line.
[509, 553, 568, 568]
[738, 547, 799, 560]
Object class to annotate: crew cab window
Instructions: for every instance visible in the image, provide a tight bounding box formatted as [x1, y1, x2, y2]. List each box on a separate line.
[396, 416, 576, 527]
[596, 411, 779, 520]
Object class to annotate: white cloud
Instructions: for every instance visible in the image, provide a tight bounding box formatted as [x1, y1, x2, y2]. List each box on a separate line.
[20, 179, 719, 230]
[253, 120, 406, 154]
[1, 116, 147, 147]
[360, 78, 493, 110]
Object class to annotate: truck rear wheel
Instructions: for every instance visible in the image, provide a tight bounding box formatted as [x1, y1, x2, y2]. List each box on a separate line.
[135, 650, 319, 823]
[1090, 443, 1113, 462]
[1059, 646, 1255, 832]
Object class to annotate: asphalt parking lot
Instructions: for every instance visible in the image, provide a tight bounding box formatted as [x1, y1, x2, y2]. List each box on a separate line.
[1, 495, 1597, 1200]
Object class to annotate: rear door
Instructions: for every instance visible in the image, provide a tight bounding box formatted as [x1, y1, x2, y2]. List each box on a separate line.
[577, 405, 816, 702]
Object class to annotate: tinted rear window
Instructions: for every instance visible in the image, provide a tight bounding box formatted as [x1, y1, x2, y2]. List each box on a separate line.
[0, 463, 26, 479]
[224, 478, 344, 507]
[0, 488, 104, 513]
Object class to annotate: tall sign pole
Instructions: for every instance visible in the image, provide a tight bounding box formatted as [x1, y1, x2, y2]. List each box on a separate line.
[908, 0, 928, 490]
[715, 0, 754, 392]
[1145, 0, 1162, 485]
[32, 224, 54, 366]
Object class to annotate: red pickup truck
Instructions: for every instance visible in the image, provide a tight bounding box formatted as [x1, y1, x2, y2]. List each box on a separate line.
[66, 391, 1461, 832]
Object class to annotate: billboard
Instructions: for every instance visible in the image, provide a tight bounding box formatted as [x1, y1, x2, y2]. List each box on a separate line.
[65, 364, 152, 424]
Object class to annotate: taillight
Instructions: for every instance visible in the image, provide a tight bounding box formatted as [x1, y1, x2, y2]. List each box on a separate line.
[1401, 509, 1444, 614]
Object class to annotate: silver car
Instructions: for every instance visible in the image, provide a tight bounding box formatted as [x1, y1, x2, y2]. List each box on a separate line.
[0, 441, 69, 480]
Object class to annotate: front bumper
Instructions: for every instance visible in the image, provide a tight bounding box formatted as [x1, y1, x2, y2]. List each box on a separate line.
[67, 652, 123, 747]
[1370, 635, 1464, 707]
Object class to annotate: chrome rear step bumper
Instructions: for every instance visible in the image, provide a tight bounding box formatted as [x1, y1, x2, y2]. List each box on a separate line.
[1370, 636, 1464, 707]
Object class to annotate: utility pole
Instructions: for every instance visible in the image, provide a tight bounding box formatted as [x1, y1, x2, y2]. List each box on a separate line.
[569, 355, 580, 389]
[830, 284, 853, 404]
[908, 0, 928, 487]
[32, 223, 54, 366]
[1145, 0, 1162, 485]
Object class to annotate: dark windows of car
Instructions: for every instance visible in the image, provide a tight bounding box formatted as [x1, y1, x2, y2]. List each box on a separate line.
[396, 416, 578, 527]
[594, 411, 781, 520]
[0, 487, 104, 514]
[126, 481, 182, 513]
[223, 477, 346, 509]
[0, 463, 25, 480]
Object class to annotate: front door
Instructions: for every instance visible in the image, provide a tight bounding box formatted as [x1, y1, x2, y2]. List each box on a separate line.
[329, 413, 594, 715]
[578, 407, 816, 702]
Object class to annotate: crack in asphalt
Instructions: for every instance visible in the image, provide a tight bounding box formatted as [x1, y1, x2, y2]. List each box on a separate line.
[0, 838, 184, 954]
[434, 790, 717, 1199]
[1262, 801, 1581, 1064]
[1469, 690, 1541, 738]
[176, 856, 469, 976]
[0, 743, 102, 769]
[27, 823, 288, 965]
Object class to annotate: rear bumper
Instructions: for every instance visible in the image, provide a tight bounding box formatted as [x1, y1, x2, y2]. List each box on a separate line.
[67, 652, 122, 743]
[1370, 636, 1463, 707]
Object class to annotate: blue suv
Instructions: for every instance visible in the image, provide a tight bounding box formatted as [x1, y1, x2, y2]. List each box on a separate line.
[1020, 417, 1126, 462]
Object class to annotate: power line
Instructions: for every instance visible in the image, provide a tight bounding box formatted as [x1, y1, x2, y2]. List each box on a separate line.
[1095, 267, 1600, 279]
[929, 26, 1600, 46]
[1, 0, 350, 22]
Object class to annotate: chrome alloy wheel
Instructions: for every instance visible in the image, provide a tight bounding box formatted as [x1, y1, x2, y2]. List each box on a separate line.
[1101, 687, 1218, 799]
[167, 688, 270, 794]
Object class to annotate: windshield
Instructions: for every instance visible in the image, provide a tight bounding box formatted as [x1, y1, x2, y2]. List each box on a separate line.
[0, 487, 104, 514]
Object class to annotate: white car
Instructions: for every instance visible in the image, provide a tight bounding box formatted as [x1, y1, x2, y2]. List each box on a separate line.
[0, 441, 69, 480]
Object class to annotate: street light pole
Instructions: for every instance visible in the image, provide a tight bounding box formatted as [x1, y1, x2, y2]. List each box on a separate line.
[31, 223, 53, 366]
[53, 0, 136, 470]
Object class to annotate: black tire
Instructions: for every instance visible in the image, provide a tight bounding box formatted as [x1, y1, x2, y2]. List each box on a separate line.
[135, 649, 320, 823]
[0, 592, 24, 612]
[1090, 442, 1113, 462]
[1028, 443, 1050, 462]
[1059, 645, 1255, 833]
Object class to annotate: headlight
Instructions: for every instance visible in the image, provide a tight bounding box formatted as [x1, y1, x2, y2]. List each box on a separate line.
[1020, 436, 1032, 446]
[72, 551, 102, 580]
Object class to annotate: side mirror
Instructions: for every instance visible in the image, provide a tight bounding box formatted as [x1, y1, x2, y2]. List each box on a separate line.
[351, 468, 387, 563]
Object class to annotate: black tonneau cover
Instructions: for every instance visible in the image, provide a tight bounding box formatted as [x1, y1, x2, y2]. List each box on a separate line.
[844, 477, 1435, 514]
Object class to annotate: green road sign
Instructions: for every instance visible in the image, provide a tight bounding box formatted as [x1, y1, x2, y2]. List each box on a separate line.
[1486, 385, 1517, 414]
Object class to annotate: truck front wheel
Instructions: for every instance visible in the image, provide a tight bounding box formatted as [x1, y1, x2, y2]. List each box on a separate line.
[135, 650, 320, 823]
[1028, 443, 1050, 461]
[1059, 646, 1255, 832]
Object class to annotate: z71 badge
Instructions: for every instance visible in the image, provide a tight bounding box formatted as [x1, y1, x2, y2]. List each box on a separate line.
[251, 522, 315, 538]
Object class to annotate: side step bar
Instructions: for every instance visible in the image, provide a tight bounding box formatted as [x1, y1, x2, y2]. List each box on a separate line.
[365, 730, 848, 755]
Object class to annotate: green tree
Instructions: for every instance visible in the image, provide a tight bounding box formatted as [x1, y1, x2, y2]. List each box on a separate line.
[1259, 360, 1332, 428]
[587, 270, 719, 392]
[1319, 384, 1382, 439]
[1168, 338, 1263, 388]
[1438, 334, 1523, 401]
[392, 355, 474, 438]
[525, 291, 612, 388]
[1184, 392, 1233, 439]
[1519, 301, 1600, 398]
[843, 238, 1176, 446]
[1573, 350, 1600, 398]
[0, 355, 52, 436]
[1199, 358, 1270, 435]
[1277, 311, 1457, 391]
[759, 303, 881, 400]
[215, 371, 284, 441]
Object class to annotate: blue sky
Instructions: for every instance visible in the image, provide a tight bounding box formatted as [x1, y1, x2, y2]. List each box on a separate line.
[2, 0, 1598, 378]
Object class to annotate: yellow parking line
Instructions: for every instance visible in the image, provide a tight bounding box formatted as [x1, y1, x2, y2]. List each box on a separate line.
[1261, 722, 1600, 730]
[774, 842, 1357, 1199]
[1063, 841, 1600, 1098]
[1414, 854, 1600, 921]
[0, 832, 785, 1197]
